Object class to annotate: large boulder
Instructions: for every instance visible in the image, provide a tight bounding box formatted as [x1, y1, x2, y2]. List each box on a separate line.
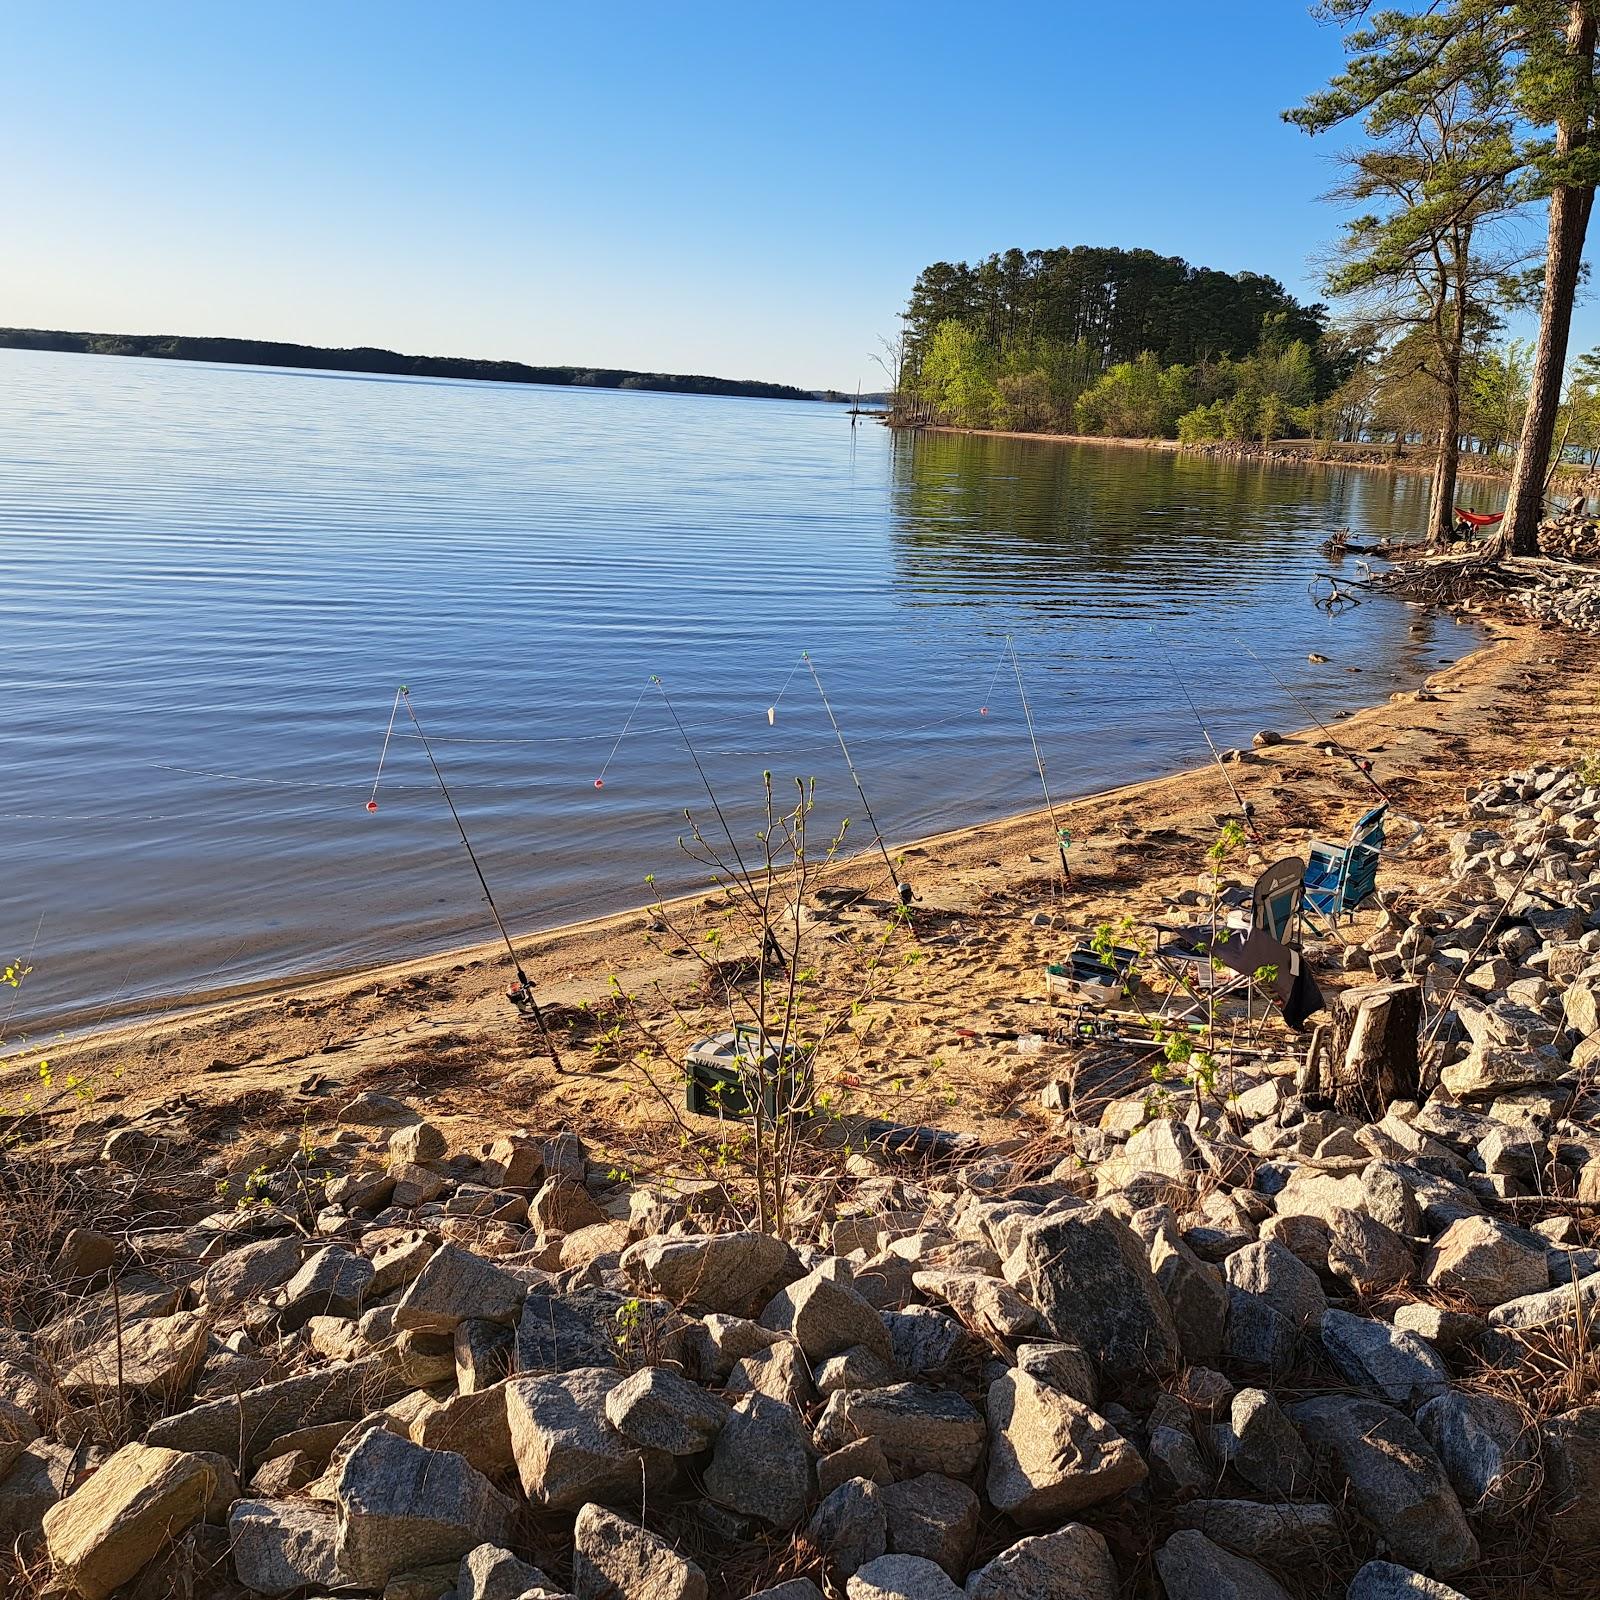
[42, 1443, 220, 1600]
[277, 1246, 374, 1332]
[1346, 1561, 1469, 1599]
[457, 1541, 560, 1600]
[572, 1501, 707, 1600]
[1170, 1500, 1340, 1563]
[332, 1427, 516, 1589]
[505, 1367, 674, 1512]
[985, 1372, 1146, 1525]
[516, 1286, 630, 1374]
[1289, 1395, 1477, 1575]
[57, 1310, 210, 1399]
[1008, 1207, 1181, 1379]
[1220, 1387, 1310, 1495]
[1223, 1241, 1326, 1328]
[197, 1236, 304, 1309]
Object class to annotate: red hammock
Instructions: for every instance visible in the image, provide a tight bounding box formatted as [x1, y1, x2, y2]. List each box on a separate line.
[1454, 506, 1503, 527]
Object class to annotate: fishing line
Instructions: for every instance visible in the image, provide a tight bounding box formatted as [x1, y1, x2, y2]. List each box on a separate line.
[367, 688, 403, 812]
[1147, 626, 1263, 845]
[394, 687, 564, 1070]
[1238, 643, 1393, 805]
[765, 656, 807, 726]
[978, 644, 1011, 718]
[592, 680, 652, 789]
[648, 676, 757, 890]
[1004, 636, 1071, 884]
[803, 653, 911, 905]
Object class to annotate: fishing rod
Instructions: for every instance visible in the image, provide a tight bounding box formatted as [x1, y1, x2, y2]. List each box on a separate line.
[1239, 644, 1394, 807]
[1147, 628, 1263, 846]
[803, 653, 912, 907]
[1003, 637, 1071, 886]
[391, 687, 565, 1071]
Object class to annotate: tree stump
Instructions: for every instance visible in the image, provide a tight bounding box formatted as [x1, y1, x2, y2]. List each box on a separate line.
[1327, 980, 1422, 1116]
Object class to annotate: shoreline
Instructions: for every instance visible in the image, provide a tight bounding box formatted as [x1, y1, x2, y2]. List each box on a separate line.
[11, 616, 1494, 1048]
[20, 615, 1600, 1165]
[899, 421, 1527, 486]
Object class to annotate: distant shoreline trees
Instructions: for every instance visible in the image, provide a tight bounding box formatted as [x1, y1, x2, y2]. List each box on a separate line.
[0, 327, 818, 404]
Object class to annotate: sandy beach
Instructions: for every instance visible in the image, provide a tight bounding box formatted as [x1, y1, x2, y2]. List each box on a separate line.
[7, 615, 1599, 1180]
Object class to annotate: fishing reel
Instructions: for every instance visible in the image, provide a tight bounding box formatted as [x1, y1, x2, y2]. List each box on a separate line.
[507, 981, 540, 1020]
[897, 881, 914, 907]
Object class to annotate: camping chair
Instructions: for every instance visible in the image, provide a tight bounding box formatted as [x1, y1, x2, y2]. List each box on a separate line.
[1151, 856, 1306, 1020]
[1303, 803, 1386, 931]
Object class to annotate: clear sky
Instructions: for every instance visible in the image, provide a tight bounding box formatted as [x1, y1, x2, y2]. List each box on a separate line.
[1, 2, 1583, 391]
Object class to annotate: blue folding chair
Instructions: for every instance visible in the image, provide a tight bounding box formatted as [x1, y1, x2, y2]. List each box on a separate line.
[1303, 804, 1387, 929]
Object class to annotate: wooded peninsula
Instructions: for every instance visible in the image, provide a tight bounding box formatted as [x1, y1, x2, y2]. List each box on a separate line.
[0, 326, 817, 403]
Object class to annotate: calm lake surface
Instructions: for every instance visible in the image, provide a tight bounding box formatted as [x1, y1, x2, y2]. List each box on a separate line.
[2, 350, 1479, 1033]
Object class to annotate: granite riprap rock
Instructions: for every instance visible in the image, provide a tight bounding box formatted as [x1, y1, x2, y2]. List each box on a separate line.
[332, 1426, 516, 1589]
[1414, 1390, 1539, 1519]
[505, 1367, 674, 1512]
[985, 1371, 1146, 1525]
[41, 1443, 221, 1600]
[516, 1285, 630, 1374]
[1540, 1405, 1600, 1548]
[227, 1498, 341, 1596]
[1009, 1206, 1181, 1379]
[1220, 1286, 1297, 1373]
[1346, 1561, 1469, 1599]
[881, 1305, 971, 1378]
[1325, 1205, 1414, 1294]
[963, 1523, 1118, 1600]
[814, 1384, 986, 1477]
[1289, 1395, 1478, 1575]
[392, 1243, 528, 1334]
[726, 1339, 818, 1409]
[572, 1501, 707, 1600]
[878, 1473, 978, 1578]
[1014, 1341, 1098, 1407]
[1146, 1211, 1228, 1367]
[1153, 1530, 1292, 1600]
[1219, 1387, 1311, 1495]
[197, 1236, 304, 1310]
[1318, 1309, 1450, 1406]
[277, 1245, 374, 1332]
[57, 1309, 211, 1401]
[1223, 1240, 1326, 1327]
[603, 1364, 730, 1455]
[760, 1271, 893, 1365]
[1421, 1215, 1549, 1308]
[621, 1231, 789, 1316]
[909, 1269, 1038, 1338]
[1170, 1500, 1340, 1562]
[457, 1541, 559, 1600]
[804, 1476, 886, 1579]
[845, 1553, 964, 1600]
[703, 1393, 815, 1529]
[0, 1440, 76, 1553]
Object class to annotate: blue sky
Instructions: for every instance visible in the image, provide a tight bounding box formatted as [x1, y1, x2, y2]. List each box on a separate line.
[0, 2, 1582, 390]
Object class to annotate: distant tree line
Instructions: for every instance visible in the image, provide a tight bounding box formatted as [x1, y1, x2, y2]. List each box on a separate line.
[0, 327, 817, 403]
[896, 245, 1351, 441]
[897, 247, 1343, 438]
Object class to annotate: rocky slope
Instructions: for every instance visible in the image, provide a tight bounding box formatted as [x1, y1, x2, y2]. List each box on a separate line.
[5, 760, 1600, 1599]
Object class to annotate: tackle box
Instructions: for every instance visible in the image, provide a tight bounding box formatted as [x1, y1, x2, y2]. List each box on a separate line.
[1045, 944, 1140, 1006]
[685, 1027, 811, 1119]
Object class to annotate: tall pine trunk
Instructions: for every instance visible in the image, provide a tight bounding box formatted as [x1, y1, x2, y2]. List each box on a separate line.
[1502, 3, 1598, 556]
[1430, 385, 1463, 547]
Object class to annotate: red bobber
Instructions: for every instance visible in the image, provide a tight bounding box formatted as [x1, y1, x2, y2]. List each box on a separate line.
[365, 800, 378, 812]
[594, 778, 605, 789]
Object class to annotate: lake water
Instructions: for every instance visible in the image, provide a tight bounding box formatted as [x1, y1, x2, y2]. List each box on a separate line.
[1, 349, 1477, 1034]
